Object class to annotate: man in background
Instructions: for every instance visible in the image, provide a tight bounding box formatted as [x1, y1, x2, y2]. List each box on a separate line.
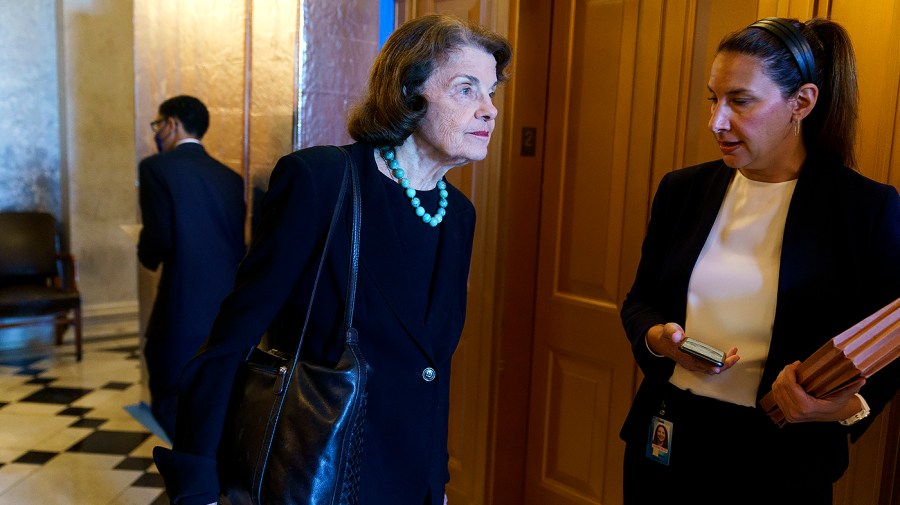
[138, 95, 246, 439]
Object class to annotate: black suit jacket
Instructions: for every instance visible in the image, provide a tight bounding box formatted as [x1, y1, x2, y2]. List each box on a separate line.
[154, 143, 476, 505]
[620, 157, 900, 481]
[138, 142, 246, 402]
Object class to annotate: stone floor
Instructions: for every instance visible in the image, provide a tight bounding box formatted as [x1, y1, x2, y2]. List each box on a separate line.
[0, 335, 169, 504]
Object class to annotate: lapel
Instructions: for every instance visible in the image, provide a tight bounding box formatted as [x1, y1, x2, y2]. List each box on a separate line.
[684, 164, 734, 254]
[423, 190, 467, 330]
[776, 159, 835, 294]
[774, 158, 857, 326]
[350, 144, 467, 359]
[760, 159, 833, 397]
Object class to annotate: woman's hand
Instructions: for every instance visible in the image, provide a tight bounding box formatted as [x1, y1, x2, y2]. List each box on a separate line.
[771, 361, 866, 423]
[646, 323, 739, 374]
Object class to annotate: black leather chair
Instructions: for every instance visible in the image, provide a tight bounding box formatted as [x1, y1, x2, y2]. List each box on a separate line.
[0, 212, 82, 360]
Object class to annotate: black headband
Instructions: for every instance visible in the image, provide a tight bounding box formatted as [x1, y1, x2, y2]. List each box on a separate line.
[749, 17, 818, 85]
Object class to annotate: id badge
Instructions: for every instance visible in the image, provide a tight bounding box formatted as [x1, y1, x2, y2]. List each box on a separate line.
[645, 415, 673, 465]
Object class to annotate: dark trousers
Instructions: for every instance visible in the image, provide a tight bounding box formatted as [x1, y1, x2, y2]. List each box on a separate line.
[150, 392, 177, 441]
[622, 383, 834, 505]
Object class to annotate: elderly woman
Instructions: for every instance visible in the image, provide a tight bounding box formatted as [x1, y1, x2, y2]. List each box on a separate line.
[619, 17, 899, 504]
[154, 14, 511, 505]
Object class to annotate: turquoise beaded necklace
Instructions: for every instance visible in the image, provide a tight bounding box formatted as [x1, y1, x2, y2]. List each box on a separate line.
[379, 146, 448, 227]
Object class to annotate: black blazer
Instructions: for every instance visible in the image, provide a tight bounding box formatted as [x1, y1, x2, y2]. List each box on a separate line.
[154, 143, 476, 505]
[138, 142, 246, 399]
[620, 158, 900, 481]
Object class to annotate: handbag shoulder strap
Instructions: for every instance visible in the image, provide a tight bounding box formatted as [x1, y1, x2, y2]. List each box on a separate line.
[288, 146, 361, 368]
[338, 147, 361, 334]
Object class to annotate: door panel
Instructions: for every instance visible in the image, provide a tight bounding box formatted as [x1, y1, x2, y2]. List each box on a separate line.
[543, 352, 613, 496]
[555, 1, 624, 301]
[524, 1, 636, 503]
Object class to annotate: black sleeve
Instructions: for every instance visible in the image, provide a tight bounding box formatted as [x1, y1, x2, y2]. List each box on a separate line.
[137, 159, 173, 271]
[620, 173, 678, 380]
[850, 185, 900, 439]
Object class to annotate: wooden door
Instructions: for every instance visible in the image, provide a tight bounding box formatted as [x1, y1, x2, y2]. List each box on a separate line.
[516, 1, 900, 504]
[522, 2, 640, 503]
[520, 1, 758, 504]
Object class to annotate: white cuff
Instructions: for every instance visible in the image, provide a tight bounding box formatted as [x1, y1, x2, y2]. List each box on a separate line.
[838, 393, 870, 426]
[645, 334, 664, 358]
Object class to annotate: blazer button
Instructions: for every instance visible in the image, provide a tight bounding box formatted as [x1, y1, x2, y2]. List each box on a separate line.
[422, 367, 436, 382]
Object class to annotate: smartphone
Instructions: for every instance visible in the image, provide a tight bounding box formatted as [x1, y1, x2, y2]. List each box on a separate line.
[678, 338, 726, 367]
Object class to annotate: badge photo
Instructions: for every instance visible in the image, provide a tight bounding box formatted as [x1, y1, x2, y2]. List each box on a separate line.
[646, 416, 673, 465]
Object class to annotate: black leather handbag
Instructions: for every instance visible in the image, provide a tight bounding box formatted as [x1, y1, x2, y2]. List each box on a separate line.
[218, 147, 366, 505]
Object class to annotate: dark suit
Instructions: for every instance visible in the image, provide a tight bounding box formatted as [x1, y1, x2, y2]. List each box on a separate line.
[154, 143, 476, 505]
[620, 157, 900, 500]
[138, 142, 246, 439]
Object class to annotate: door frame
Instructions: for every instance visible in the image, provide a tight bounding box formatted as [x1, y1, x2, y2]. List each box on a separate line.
[484, 0, 553, 502]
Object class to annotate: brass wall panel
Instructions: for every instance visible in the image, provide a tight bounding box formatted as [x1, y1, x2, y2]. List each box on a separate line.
[247, 0, 301, 213]
[542, 350, 612, 501]
[300, 1, 380, 149]
[134, 0, 247, 172]
[135, 0, 379, 224]
[133, 0, 379, 349]
[555, 0, 626, 302]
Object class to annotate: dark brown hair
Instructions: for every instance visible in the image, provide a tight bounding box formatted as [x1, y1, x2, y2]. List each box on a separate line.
[717, 18, 858, 168]
[347, 14, 512, 147]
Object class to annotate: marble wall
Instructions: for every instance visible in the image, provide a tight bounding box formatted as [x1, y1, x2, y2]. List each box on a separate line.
[0, 0, 62, 219]
[0, 0, 138, 347]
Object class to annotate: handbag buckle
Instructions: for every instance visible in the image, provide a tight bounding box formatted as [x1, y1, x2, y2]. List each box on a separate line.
[274, 366, 288, 395]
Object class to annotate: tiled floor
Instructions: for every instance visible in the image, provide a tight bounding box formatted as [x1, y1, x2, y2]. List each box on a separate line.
[0, 335, 169, 504]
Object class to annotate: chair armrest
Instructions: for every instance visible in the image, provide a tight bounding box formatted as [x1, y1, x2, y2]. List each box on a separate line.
[55, 253, 79, 292]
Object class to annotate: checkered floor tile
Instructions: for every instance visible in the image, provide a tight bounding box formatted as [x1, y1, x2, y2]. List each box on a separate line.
[0, 335, 169, 504]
